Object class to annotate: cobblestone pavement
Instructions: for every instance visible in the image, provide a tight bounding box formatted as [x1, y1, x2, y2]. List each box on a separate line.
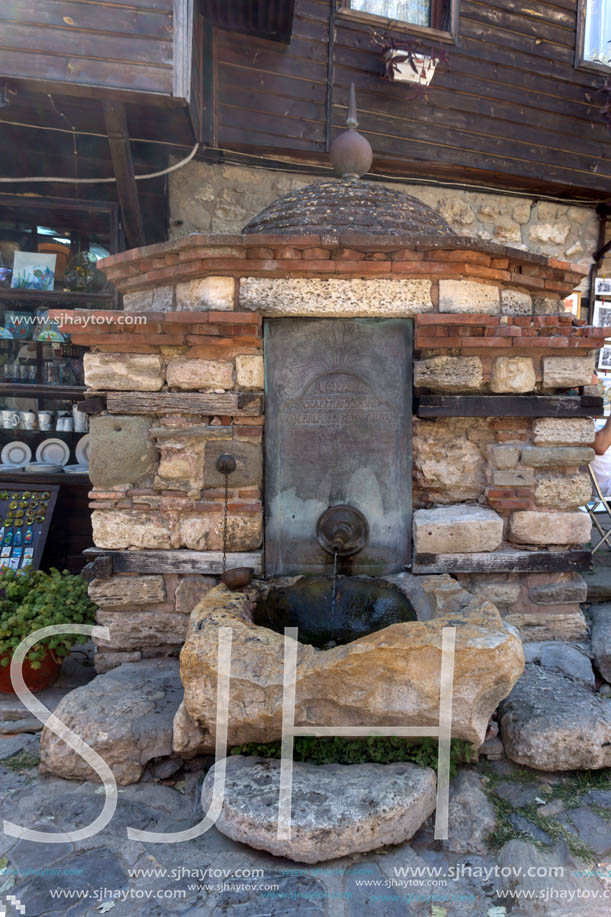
[0, 737, 609, 917]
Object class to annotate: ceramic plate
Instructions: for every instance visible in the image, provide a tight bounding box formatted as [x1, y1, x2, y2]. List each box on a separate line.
[1, 441, 32, 466]
[0, 463, 24, 471]
[75, 434, 90, 466]
[35, 438, 70, 466]
[25, 462, 62, 473]
[63, 464, 89, 474]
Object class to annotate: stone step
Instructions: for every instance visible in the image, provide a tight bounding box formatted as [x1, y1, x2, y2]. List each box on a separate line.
[203, 756, 437, 863]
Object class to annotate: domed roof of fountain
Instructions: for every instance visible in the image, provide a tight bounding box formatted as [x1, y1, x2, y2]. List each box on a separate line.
[242, 84, 455, 240]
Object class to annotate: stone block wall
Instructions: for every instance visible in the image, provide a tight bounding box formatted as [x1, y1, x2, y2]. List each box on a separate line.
[51, 231, 604, 667]
[169, 160, 599, 269]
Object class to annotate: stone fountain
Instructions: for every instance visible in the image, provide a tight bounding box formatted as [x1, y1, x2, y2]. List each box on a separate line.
[40, 87, 605, 862]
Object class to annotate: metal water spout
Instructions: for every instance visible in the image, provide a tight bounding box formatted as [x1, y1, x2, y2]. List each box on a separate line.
[316, 505, 369, 558]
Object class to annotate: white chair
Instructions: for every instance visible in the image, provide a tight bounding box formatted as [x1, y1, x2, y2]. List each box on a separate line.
[586, 465, 611, 552]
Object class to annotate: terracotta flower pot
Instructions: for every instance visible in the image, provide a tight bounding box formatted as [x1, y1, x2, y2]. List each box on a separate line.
[0, 647, 62, 694]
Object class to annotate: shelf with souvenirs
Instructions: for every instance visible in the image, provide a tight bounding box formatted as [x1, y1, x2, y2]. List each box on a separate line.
[0, 195, 120, 483]
[592, 275, 611, 416]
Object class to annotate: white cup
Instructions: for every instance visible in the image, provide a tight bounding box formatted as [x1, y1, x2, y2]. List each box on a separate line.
[72, 406, 88, 433]
[19, 410, 37, 430]
[38, 411, 54, 431]
[1, 410, 19, 429]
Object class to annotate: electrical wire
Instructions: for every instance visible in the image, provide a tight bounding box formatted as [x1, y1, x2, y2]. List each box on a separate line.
[0, 141, 200, 183]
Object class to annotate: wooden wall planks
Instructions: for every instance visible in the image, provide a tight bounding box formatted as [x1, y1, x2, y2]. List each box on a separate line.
[212, 0, 611, 197]
[0, 0, 174, 96]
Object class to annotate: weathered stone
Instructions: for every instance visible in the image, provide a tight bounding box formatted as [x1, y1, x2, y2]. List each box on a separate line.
[124, 285, 174, 313]
[534, 471, 593, 508]
[155, 438, 205, 490]
[96, 611, 190, 649]
[499, 664, 611, 770]
[523, 641, 595, 686]
[469, 578, 521, 605]
[39, 660, 182, 784]
[181, 583, 524, 750]
[501, 288, 532, 315]
[172, 700, 210, 758]
[235, 354, 263, 389]
[94, 651, 142, 674]
[83, 353, 163, 391]
[239, 276, 433, 315]
[88, 575, 166, 608]
[414, 356, 483, 392]
[414, 419, 487, 504]
[443, 769, 496, 855]
[203, 756, 436, 863]
[486, 444, 521, 469]
[542, 356, 595, 389]
[166, 358, 233, 390]
[178, 512, 261, 551]
[204, 440, 262, 488]
[504, 610, 587, 642]
[509, 510, 590, 545]
[174, 575, 217, 615]
[91, 510, 173, 549]
[521, 445, 595, 466]
[532, 417, 595, 445]
[528, 573, 587, 605]
[497, 839, 609, 916]
[533, 295, 564, 314]
[590, 604, 611, 682]
[89, 415, 157, 488]
[175, 276, 235, 310]
[530, 221, 570, 244]
[493, 468, 535, 486]
[413, 504, 503, 554]
[438, 279, 500, 313]
[566, 807, 611, 856]
[490, 356, 536, 394]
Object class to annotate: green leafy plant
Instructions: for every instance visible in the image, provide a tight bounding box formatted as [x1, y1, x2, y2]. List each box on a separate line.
[0, 568, 96, 668]
[231, 736, 473, 778]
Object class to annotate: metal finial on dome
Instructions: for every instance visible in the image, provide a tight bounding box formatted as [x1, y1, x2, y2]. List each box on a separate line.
[330, 83, 373, 181]
[346, 82, 358, 129]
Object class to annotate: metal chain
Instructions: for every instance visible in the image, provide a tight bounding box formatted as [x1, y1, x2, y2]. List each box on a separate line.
[222, 471, 229, 574]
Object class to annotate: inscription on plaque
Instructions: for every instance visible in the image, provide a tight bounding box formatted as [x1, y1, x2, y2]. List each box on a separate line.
[265, 319, 412, 576]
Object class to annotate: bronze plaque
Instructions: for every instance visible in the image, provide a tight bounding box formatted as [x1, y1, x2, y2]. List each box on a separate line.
[265, 318, 412, 576]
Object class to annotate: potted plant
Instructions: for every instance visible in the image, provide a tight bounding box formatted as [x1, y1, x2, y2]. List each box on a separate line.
[0, 568, 96, 694]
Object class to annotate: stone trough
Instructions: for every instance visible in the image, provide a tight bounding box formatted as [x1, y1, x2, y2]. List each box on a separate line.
[175, 573, 524, 756]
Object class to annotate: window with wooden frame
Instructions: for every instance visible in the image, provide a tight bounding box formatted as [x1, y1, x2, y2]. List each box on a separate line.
[337, 1, 457, 39]
[576, 0, 611, 71]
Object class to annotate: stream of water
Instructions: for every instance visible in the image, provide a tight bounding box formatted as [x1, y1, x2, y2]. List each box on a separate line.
[331, 551, 338, 623]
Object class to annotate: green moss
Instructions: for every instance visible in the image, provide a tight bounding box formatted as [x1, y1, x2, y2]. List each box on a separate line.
[230, 736, 473, 777]
[3, 750, 40, 771]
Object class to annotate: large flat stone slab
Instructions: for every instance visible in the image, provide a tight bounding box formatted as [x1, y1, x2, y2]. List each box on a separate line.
[202, 756, 436, 863]
[40, 660, 182, 785]
[413, 504, 503, 554]
[499, 664, 611, 770]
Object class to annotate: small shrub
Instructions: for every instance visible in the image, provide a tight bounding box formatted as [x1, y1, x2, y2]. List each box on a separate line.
[230, 736, 472, 777]
[0, 568, 96, 668]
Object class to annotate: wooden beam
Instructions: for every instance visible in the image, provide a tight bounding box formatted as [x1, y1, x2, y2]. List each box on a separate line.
[173, 0, 194, 103]
[412, 550, 592, 574]
[415, 394, 604, 418]
[102, 101, 146, 249]
[103, 391, 263, 415]
[84, 548, 263, 575]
